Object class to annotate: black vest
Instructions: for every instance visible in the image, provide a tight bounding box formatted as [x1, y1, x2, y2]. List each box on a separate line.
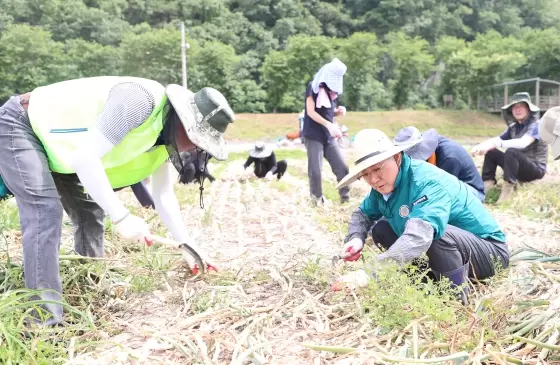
[507, 116, 548, 166]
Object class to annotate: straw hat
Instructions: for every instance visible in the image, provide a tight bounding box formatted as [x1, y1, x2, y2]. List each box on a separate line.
[336, 129, 420, 189]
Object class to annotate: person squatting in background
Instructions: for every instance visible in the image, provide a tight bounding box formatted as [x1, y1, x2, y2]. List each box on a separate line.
[471, 92, 548, 204]
[114, 149, 216, 209]
[244, 141, 287, 180]
[394, 126, 486, 203]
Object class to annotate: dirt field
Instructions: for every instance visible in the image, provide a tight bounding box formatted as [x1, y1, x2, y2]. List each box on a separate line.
[2, 142, 560, 364]
[70, 148, 560, 363]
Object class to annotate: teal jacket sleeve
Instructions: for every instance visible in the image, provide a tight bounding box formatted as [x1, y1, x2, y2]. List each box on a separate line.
[408, 181, 451, 240]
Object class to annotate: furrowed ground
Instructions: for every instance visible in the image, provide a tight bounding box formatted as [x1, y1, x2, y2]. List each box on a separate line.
[1, 111, 560, 364]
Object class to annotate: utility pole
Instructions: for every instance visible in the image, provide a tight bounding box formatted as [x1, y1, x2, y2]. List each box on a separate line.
[180, 21, 188, 89]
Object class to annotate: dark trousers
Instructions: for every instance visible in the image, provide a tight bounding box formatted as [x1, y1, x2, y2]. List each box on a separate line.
[114, 181, 155, 209]
[482, 149, 545, 184]
[304, 138, 349, 199]
[254, 160, 288, 179]
[370, 220, 509, 280]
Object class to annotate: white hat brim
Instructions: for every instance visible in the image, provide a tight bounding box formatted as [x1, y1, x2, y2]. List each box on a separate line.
[335, 141, 420, 190]
[165, 84, 228, 161]
[249, 147, 273, 159]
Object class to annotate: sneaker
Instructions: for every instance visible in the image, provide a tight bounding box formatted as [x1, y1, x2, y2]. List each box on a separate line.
[496, 182, 515, 204]
[483, 180, 496, 191]
[311, 195, 329, 207]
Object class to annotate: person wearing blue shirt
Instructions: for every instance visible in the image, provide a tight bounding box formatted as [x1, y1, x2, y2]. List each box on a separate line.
[394, 126, 486, 203]
[333, 129, 509, 305]
[470, 92, 548, 204]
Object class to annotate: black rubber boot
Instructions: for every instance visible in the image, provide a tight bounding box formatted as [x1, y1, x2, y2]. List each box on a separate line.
[432, 262, 470, 306]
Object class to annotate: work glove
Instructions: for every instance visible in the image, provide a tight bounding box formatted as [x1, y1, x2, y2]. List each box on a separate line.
[342, 237, 364, 262]
[114, 213, 154, 246]
[326, 123, 342, 138]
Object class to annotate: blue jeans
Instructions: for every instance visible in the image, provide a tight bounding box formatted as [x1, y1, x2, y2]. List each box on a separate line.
[466, 183, 486, 203]
[0, 95, 105, 326]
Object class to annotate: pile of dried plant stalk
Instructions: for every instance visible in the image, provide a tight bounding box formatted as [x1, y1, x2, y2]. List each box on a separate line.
[65, 246, 560, 365]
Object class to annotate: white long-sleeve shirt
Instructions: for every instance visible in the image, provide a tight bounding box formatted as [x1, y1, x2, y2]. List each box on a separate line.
[68, 82, 191, 242]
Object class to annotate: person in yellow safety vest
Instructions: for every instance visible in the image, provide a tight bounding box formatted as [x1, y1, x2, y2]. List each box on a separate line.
[0, 76, 235, 328]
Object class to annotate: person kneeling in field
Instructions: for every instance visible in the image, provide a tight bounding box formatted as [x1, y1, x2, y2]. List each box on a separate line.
[394, 126, 486, 203]
[334, 129, 510, 304]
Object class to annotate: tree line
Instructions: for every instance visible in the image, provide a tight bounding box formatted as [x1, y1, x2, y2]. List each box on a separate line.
[1, 0, 559, 113]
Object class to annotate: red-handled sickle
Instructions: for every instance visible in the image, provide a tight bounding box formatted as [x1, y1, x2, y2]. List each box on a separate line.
[147, 234, 216, 274]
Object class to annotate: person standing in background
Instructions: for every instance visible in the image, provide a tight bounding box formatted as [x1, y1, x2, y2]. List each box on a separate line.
[302, 58, 350, 205]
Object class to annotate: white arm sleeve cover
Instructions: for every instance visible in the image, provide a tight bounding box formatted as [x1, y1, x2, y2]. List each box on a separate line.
[499, 135, 534, 149]
[150, 162, 191, 242]
[68, 83, 155, 222]
[69, 129, 129, 221]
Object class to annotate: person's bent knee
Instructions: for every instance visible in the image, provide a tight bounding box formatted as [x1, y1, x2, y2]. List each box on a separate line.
[504, 148, 520, 159]
[370, 220, 394, 250]
[426, 238, 464, 274]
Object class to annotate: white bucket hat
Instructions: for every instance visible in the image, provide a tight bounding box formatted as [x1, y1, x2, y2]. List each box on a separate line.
[249, 141, 273, 159]
[538, 106, 560, 160]
[336, 129, 420, 189]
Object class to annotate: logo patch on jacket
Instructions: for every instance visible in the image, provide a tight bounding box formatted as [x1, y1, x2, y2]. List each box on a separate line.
[399, 205, 410, 218]
[412, 195, 428, 206]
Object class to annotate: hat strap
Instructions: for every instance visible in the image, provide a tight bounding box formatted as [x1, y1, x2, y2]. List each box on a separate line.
[355, 151, 381, 164]
[201, 105, 224, 124]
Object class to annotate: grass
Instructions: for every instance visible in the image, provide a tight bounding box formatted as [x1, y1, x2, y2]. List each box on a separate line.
[497, 182, 560, 222]
[227, 110, 506, 142]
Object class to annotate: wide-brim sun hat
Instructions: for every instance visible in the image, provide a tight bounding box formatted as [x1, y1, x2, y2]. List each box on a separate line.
[539, 106, 560, 160]
[249, 141, 273, 158]
[501, 92, 539, 113]
[394, 126, 439, 161]
[501, 92, 540, 125]
[335, 129, 421, 190]
[166, 85, 235, 161]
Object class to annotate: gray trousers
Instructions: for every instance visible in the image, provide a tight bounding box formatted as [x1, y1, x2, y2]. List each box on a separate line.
[0, 96, 105, 326]
[371, 220, 510, 280]
[304, 138, 350, 199]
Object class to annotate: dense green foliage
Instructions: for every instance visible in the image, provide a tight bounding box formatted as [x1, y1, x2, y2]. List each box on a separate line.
[1, 0, 559, 112]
